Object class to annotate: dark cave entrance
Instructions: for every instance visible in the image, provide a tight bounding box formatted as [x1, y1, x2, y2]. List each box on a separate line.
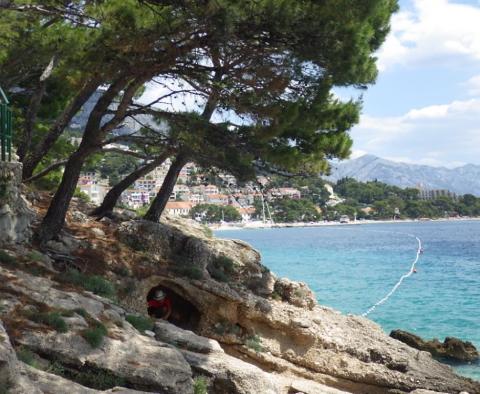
[146, 285, 201, 331]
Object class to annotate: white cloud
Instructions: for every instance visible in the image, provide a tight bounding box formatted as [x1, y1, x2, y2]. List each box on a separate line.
[378, 0, 480, 70]
[350, 149, 368, 159]
[466, 74, 480, 96]
[351, 98, 480, 167]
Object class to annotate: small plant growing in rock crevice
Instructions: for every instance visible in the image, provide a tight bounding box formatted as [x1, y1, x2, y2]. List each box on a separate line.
[193, 375, 208, 394]
[173, 263, 203, 280]
[0, 249, 16, 266]
[213, 320, 242, 337]
[209, 255, 235, 283]
[63, 269, 116, 300]
[16, 346, 39, 367]
[245, 334, 264, 353]
[25, 311, 68, 333]
[71, 368, 126, 390]
[81, 322, 108, 348]
[126, 314, 154, 333]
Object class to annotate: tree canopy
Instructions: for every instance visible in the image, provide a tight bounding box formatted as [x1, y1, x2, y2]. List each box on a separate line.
[1, 0, 399, 241]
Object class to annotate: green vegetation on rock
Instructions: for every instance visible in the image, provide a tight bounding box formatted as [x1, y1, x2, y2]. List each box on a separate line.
[245, 334, 263, 353]
[64, 269, 116, 299]
[193, 376, 208, 394]
[209, 255, 235, 283]
[82, 322, 108, 348]
[126, 314, 154, 333]
[16, 346, 38, 368]
[25, 311, 68, 333]
[0, 250, 16, 266]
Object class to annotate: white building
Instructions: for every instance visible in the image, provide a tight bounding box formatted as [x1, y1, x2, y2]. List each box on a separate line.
[121, 189, 150, 209]
[165, 202, 193, 217]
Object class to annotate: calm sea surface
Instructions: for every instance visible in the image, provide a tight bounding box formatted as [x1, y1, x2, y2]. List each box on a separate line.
[216, 220, 480, 380]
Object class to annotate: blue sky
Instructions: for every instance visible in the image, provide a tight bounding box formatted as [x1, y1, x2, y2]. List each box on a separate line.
[349, 0, 480, 167]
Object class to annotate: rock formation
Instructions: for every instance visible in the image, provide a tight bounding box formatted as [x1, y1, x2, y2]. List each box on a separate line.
[0, 162, 34, 245]
[390, 330, 479, 362]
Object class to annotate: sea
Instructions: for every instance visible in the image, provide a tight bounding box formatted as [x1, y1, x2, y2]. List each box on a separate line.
[216, 220, 480, 381]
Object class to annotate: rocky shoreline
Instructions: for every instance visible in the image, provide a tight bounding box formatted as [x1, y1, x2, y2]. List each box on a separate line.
[0, 188, 479, 393]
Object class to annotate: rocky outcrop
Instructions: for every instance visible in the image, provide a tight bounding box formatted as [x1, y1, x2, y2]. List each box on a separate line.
[2, 204, 479, 394]
[117, 219, 480, 394]
[0, 264, 193, 394]
[0, 321, 42, 394]
[0, 162, 34, 245]
[24, 365, 150, 394]
[390, 329, 479, 362]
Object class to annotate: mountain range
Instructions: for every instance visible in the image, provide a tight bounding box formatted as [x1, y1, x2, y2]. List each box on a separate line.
[326, 154, 480, 196]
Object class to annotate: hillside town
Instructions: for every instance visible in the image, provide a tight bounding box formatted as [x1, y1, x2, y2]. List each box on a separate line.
[76, 156, 477, 225]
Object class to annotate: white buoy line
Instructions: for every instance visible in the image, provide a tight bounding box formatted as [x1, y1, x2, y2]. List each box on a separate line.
[361, 232, 422, 317]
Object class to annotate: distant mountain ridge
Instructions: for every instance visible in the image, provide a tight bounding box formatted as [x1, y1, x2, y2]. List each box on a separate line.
[326, 155, 480, 196]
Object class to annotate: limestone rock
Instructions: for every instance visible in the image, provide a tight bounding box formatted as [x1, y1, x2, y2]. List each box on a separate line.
[91, 227, 106, 237]
[273, 277, 316, 310]
[70, 210, 89, 223]
[183, 349, 280, 394]
[0, 266, 193, 394]
[0, 321, 41, 394]
[391, 329, 479, 362]
[0, 162, 34, 245]
[23, 363, 155, 394]
[118, 219, 480, 394]
[117, 219, 276, 297]
[154, 320, 224, 354]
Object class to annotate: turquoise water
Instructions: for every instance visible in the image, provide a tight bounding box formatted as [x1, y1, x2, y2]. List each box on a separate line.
[216, 221, 480, 380]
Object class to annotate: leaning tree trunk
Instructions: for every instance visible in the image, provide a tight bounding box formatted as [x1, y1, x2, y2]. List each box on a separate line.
[37, 75, 138, 243]
[91, 152, 170, 218]
[36, 148, 92, 243]
[143, 153, 188, 222]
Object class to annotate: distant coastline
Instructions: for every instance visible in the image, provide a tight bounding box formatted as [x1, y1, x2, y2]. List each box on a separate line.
[211, 216, 480, 231]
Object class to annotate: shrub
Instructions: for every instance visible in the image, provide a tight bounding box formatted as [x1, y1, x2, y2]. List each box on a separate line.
[46, 360, 66, 375]
[209, 255, 235, 283]
[73, 308, 90, 319]
[73, 369, 125, 390]
[193, 376, 208, 394]
[64, 269, 116, 299]
[0, 249, 16, 266]
[27, 311, 68, 333]
[173, 264, 203, 280]
[16, 347, 38, 367]
[125, 314, 154, 332]
[74, 188, 91, 203]
[245, 335, 263, 353]
[271, 291, 282, 301]
[27, 250, 46, 262]
[82, 322, 108, 348]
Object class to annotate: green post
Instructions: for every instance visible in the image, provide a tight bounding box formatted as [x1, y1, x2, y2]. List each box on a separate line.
[0, 103, 6, 162]
[0, 87, 12, 162]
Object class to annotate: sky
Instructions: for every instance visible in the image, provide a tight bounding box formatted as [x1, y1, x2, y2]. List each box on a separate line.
[348, 0, 480, 168]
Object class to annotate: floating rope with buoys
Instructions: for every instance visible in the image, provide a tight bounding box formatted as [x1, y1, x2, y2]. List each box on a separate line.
[362, 232, 422, 317]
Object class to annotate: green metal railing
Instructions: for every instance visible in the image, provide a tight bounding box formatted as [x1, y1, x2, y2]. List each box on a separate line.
[0, 87, 12, 162]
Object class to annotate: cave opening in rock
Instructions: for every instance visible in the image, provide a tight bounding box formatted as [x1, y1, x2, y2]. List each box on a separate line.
[146, 285, 201, 331]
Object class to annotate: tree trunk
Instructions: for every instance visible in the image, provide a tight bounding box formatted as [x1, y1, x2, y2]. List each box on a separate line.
[91, 151, 170, 218]
[36, 148, 91, 243]
[37, 75, 149, 243]
[143, 153, 188, 222]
